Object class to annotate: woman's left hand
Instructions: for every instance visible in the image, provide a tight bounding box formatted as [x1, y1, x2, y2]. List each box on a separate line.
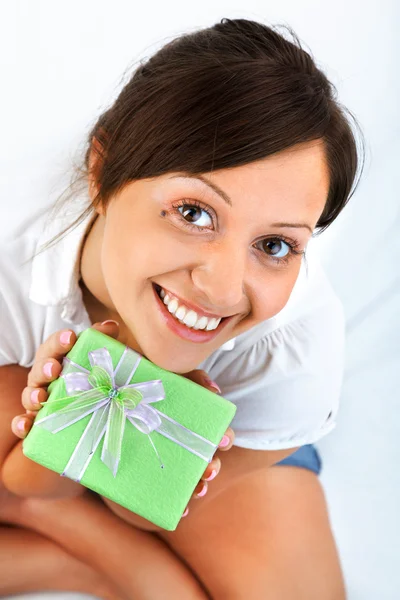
[180, 369, 235, 517]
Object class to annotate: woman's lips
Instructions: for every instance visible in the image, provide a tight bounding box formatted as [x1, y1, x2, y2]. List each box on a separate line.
[152, 283, 233, 344]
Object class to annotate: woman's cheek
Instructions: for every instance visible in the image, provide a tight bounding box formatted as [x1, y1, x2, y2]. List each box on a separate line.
[259, 267, 302, 320]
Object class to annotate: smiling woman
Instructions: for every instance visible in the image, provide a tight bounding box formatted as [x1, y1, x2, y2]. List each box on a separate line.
[1, 16, 365, 600]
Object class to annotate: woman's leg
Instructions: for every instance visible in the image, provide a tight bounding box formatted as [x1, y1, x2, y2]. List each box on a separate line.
[3, 490, 210, 600]
[157, 465, 346, 600]
[0, 523, 120, 599]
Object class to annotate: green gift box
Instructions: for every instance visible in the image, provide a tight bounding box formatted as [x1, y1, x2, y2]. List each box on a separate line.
[22, 327, 236, 530]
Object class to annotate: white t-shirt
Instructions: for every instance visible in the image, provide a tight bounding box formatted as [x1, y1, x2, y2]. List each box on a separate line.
[0, 196, 345, 450]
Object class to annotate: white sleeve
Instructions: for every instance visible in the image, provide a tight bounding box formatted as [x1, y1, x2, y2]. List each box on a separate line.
[0, 241, 36, 368]
[211, 300, 346, 450]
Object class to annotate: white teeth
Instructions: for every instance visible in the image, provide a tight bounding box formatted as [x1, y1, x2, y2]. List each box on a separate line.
[175, 306, 187, 321]
[167, 298, 179, 315]
[206, 318, 218, 331]
[158, 286, 221, 330]
[193, 316, 209, 330]
[183, 310, 198, 328]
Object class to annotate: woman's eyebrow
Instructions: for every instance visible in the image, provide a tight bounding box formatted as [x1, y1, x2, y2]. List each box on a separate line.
[270, 222, 313, 234]
[169, 174, 313, 234]
[169, 173, 232, 206]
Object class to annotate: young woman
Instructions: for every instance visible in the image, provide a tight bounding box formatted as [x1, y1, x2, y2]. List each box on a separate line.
[0, 17, 364, 599]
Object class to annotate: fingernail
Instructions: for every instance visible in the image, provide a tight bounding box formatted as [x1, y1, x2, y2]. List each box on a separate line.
[60, 331, 72, 346]
[203, 377, 221, 394]
[197, 483, 207, 498]
[218, 435, 230, 448]
[205, 469, 217, 482]
[30, 389, 41, 406]
[182, 507, 189, 517]
[17, 419, 27, 432]
[101, 320, 120, 326]
[43, 362, 53, 378]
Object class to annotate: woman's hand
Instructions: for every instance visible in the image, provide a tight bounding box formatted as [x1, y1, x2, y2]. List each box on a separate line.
[11, 320, 121, 439]
[180, 369, 235, 518]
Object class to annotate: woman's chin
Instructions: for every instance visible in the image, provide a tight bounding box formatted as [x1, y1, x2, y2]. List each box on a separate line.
[146, 353, 201, 374]
[138, 343, 204, 374]
[120, 318, 213, 372]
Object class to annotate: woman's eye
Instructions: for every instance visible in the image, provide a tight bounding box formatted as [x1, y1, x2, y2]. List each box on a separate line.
[171, 201, 301, 265]
[177, 203, 213, 228]
[258, 238, 291, 259]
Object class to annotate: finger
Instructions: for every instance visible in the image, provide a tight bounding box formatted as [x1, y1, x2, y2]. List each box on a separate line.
[34, 328, 78, 362]
[217, 426, 235, 451]
[184, 455, 222, 510]
[182, 369, 221, 394]
[27, 357, 63, 389]
[22, 386, 49, 412]
[200, 456, 221, 482]
[90, 320, 120, 340]
[11, 413, 35, 439]
[33, 321, 120, 365]
[191, 480, 208, 500]
[27, 321, 121, 389]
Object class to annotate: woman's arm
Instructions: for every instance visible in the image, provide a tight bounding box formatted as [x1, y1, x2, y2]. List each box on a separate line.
[3, 439, 86, 499]
[0, 364, 85, 498]
[0, 364, 30, 467]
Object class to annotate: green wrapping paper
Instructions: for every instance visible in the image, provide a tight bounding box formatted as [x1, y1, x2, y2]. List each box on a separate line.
[22, 327, 237, 530]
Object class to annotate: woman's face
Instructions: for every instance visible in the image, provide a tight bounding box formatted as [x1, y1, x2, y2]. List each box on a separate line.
[82, 140, 329, 373]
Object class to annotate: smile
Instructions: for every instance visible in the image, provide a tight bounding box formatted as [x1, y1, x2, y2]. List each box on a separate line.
[152, 283, 233, 344]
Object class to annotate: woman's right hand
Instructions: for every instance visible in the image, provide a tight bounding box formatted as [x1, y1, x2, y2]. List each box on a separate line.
[11, 320, 121, 439]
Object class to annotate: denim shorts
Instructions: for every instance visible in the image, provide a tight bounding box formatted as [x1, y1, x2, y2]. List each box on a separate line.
[274, 444, 322, 476]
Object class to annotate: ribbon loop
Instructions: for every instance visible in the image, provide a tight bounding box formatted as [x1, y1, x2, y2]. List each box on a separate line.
[126, 403, 162, 434]
[123, 380, 165, 404]
[88, 365, 113, 390]
[118, 387, 143, 409]
[89, 348, 116, 386]
[64, 371, 92, 394]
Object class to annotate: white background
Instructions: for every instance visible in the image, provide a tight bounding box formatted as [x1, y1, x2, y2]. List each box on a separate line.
[0, 1, 398, 598]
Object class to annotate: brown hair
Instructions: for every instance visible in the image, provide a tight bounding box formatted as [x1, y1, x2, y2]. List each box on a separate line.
[33, 17, 365, 259]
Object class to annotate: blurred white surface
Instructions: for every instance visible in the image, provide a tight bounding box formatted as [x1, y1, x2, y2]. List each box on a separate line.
[4, 596, 95, 600]
[1, 1, 398, 599]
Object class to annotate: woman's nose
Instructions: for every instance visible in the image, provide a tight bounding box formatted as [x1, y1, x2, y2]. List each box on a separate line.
[191, 244, 246, 311]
